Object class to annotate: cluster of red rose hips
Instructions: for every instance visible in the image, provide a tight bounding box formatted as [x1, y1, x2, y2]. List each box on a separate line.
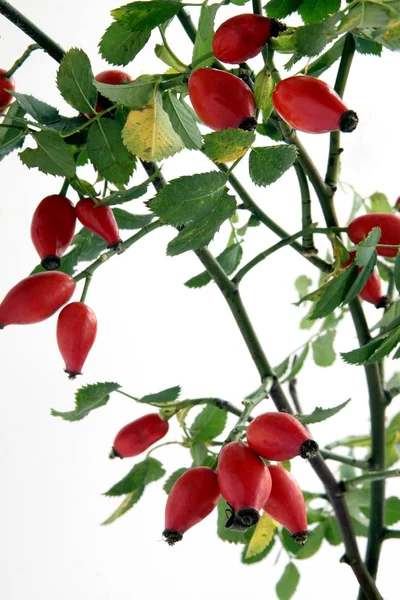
[110, 410, 318, 546]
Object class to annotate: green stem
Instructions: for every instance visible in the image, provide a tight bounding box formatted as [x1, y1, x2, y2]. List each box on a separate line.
[225, 379, 274, 443]
[158, 26, 188, 70]
[5, 43, 40, 78]
[164, 397, 246, 419]
[146, 441, 182, 456]
[59, 178, 69, 196]
[320, 450, 370, 470]
[79, 276, 92, 303]
[293, 161, 317, 254]
[343, 469, 399, 491]
[382, 529, 400, 540]
[116, 390, 139, 402]
[189, 51, 215, 69]
[176, 8, 197, 43]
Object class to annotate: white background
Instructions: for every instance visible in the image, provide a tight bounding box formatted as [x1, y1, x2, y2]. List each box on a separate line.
[0, 1, 399, 599]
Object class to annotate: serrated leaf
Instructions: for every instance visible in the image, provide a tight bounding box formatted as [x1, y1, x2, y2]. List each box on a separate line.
[98, 177, 154, 207]
[244, 512, 277, 560]
[312, 329, 336, 367]
[112, 1, 182, 32]
[354, 35, 382, 55]
[139, 385, 181, 405]
[339, 0, 400, 33]
[163, 468, 188, 494]
[185, 243, 243, 288]
[341, 328, 400, 366]
[298, 0, 340, 24]
[70, 177, 97, 198]
[295, 275, 313, 298]
[190, 405, 227, 442]
[264, 0, 301, 18]
[295, 15, 340, 57]
[281, 344, 309, 383]
[297, 398, 350, 425]
[370, 192, 392, 213]
[122, 91, 184, 161]
[101, 487, 144, 525]
[99, 21, 150, 66]
[385, 497, 400, 525]
[276, 563, 300, 600]
[309, 264, 358, 320]
[217, 499, 249, 544]
[192, 3, 219, 68]
[296, 522, 326, 559]
[20, 130, 76, 177]
[155, 44, 187, 72]
[95, 75, 161, 109]
[254, 68, 275, 123]
[274, 355, 291, 378]
[163, 92, 202, 150]
[0, 102, 26, 161]
[113, 208, 154, 229]
[51, 382, 120, 421]
[249, 145, 297, 186]
[303, 37, 345, 77]
[104, 457, 165, 496]
[11, 91, 59, 123]
[204, 129, 255, 163]
[57, 48, 96, 113]
[190, 442, 209, 466]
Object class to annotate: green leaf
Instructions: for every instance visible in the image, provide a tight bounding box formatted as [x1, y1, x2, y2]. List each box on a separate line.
[204, 129, 255, 163]
[11, 91, 59, 123]
[101, 487, 144, 525]
[394, 253, 400, 293]
[298, 0, 340, 24]
[264, 0, 301, 18]
[155, 44, 187, 72]
[162, 92, 202, 150]
[354, 36, 382, 55]
[217, 499, 249, 544]
[51, 382, 120, 421]
[249, 145, 297, 186]
[190, 405, 227, 442]
[276, 563, 300, 600]
[346, 489, 370, 527]
[312, 329, 336, 367]
[295, 275, 313, 298]
[104, 457, 165, 496]
[139, 385, 181, 405]
[95, 75, 161, 109]
[185, 243, 243, 288]
[70, 177, 97, 198]
[254, 68, 275, 123]
[56, 48, 97, 113]
[370, 192, 392, 213]
[281, 344, 309, 383]
[295, 522, 326, 559]
[302, 37, 345, 78]
[190, 442, 209, 466]
[163, 468, 188, 494]
[324, 517, 342, 546]
[192, 3, 220, 67]
[297, 398, 351, 425]
[385, 497, 400, 525]
[242, 513, 276, 564]
[295, 15, 340, 57]
[113, 208, 154, 229]
[341, 328, 400, 366]
[309, 264, 358, 320]
[273, 355, 291, 379]
[0, 102, 26, 161]
[98, 178, 155, 206]
[256, 121, 283, 141]
[280, 528, 302, 555]
[87, 118, 136, 186]
[112, 1, 182, 32]
[20, 130, 76, 178]
[99, 21, 150, 66]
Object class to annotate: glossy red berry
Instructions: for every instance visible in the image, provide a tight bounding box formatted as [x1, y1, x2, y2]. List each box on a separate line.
[348, 213, 400, 258]
[110, 413, 169, 459]
[94, 69, 132, 113]
[264, 465, 309, 545]
[217, 441, 272, 531]
[272, 75, 358, 134]
[342, 251, 388, 308]
[0, 68, 15, 112]
[0, 272, 76, 329]
[246, 412, 318, 461]
[56, 302, 97, 378]
[163, 466, 220, 545]
[76, 198, 121, 249]
[30, 194, 76, 270]
[188, 68, 256, 131]
[212, 15, 285, 64]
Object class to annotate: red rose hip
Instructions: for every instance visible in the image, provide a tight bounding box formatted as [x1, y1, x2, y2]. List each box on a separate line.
[94, 69, 132, 113]
[213, 14, 285, 64]
[188, 68, 256, 131]
[110, 413, 169, 459]
[0, 272, 76, 328]
[342, 251, 388, 308]
[30, 194, 76, 270]
[348, 213, 400, 258]
[0, 68, 15, 112]
[246, 412, 318, 461]
[57, 302, 97, 378]
[264, 465, 309, 545]
[163, 466, 220, 545]
[217, 441, 272, 531]
[272, 75, 358, 134]
[76, 198, 121, 249]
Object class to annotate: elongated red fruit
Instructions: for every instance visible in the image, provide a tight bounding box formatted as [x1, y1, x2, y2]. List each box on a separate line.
[342, 251, 388, 308]
[94, 69, 132, 113]
[246, 412, 318, 461]
[30, 194, 76, 270]
[163, 466, 220, 545]
[212, 14, 285, 64]
[0, 68, 15, 112]
[76, 198, 121, 249]
[188, 68, 256, 131]
[0, 272, 75, 329]
[110, 413, 169, 459]
[217, 441, 272, 531]
[348, 213, 400, 258]
[57, 302, 97, 378]
[272, 75, 358, 134]
[264, 465, 309, 545]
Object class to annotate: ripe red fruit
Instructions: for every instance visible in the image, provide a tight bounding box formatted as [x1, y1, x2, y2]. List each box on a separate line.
[94, 69, 132, 113]
[272, 75, 358, 134]
[264, 465, 309, 545]
[246, 412, 318, 461]
[76, 198, 121, 249]
[212, 14, 285, 64]
[188, 68, 256, 131]
[217, 441, 272, 531]
[30, 194, 76, 270]
[342, 251, 388, 308]
[0, 68, 15, 112]
[348, 213, 400, 258]
[56, 302, 97, 378]
[110, 413, 169, 459]
[163, 466, 220, 545]
[0, 272, 75, 329]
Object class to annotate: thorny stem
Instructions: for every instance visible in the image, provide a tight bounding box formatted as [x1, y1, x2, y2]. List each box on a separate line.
[342, 469, 400, 491]
[320, 450, 370, 470]
[293, 162, 317, 254]
[5, 43, 40, 78]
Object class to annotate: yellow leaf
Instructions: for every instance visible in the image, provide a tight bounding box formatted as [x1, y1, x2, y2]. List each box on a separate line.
[245, 512, 278, 560]
[122, 91, 184, 161]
